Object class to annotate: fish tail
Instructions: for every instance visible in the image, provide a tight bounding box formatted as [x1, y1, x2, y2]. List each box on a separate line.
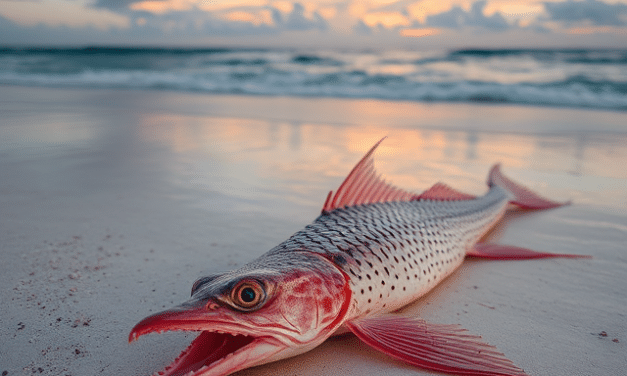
[487, 164, 569, 210]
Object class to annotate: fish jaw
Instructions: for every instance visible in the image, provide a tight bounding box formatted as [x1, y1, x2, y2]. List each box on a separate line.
[129, 304, 289, 376]
[129, 253, 352, 376]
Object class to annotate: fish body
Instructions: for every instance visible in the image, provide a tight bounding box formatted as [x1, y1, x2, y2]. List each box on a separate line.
[130, 138, 587, 376]
[276, 186, 508, 320]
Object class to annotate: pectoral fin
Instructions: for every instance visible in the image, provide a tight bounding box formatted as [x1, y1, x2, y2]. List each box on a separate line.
[347, 315, 527, 376]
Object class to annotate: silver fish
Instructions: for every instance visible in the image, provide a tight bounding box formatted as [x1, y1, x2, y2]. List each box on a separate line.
[130, 138, 587, 376]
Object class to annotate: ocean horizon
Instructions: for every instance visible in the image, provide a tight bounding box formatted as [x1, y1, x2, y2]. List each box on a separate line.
[1, 46, 626, 111]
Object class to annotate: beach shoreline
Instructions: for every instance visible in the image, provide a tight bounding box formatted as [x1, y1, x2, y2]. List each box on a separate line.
[1, 85, 625, 376]
[3, 84, 627, 134]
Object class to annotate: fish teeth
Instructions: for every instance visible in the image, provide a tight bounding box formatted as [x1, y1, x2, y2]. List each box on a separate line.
[192, 365, 210, 376]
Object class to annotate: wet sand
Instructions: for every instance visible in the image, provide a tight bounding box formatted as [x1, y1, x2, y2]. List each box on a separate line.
[1, 85, 625, 376]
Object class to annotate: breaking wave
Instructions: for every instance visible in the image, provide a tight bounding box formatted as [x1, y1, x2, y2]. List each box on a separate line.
[1, 47, 626, 110]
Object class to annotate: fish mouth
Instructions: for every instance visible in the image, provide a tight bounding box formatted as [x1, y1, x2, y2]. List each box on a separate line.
[129, 307, 286, 376]
[148, 331, 271, 376]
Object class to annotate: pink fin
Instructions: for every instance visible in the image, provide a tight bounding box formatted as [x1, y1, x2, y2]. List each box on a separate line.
[416, 182, 476, 201]
[322, 139, 475, 214]
[347, 315, 527, 376]
[467, 243, 591, 260]
[488, 164, 569, 210]
[322, 138, 419, 213]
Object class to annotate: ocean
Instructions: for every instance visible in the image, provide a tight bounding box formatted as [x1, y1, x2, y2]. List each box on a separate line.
[1, 47, 626, 110]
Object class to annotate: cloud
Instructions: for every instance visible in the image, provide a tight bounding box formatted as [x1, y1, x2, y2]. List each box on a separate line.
[92, 0, 328, 31]
[93, 0, 143, 10]
[366, 0, 414, 16]
[124, 2, 328, 33]
[544, 0, 627, 26]
[352, 19, 372, 35]
[0, 0, 130, 29]
[127, 8, 279, 37]
[275, 3, 328, 31]
[0, 13, 125, 44]
[425, 1, 510, 30]
[425, 5, 466, 28]
[3, 0, 627, 48]
[465, 1, 509, 30]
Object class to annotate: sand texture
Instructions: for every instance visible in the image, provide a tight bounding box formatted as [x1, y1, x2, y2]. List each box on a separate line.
[1, 86, 626, 376]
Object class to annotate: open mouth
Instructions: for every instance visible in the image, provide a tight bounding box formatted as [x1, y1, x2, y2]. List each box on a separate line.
[130, 311, 286, 376]
[154, 330, 257, 376]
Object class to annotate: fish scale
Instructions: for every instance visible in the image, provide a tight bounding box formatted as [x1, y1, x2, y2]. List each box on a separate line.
[267, 185, 510, 318]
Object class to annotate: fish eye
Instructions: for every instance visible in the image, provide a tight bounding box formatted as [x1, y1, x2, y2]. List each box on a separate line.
[231, 281, 265, 310]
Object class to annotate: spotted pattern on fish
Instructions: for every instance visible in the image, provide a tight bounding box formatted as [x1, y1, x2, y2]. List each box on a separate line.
[267, 185, 510, 319]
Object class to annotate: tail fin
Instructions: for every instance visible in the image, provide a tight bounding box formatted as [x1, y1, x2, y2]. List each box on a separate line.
[488, 164, 569, 210]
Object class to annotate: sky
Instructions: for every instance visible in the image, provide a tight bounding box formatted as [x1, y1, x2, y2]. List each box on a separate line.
[1, 0, 627, 48]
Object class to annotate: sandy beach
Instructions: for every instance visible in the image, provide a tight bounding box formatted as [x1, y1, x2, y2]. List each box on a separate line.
[1, 85, 626, 376]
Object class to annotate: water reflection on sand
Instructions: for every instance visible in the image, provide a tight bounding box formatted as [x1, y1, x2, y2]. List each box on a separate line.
[134, 104, 627, 214]
[1, 87, 625, 213]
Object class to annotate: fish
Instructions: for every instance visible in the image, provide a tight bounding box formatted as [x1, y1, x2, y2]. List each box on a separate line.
[129, 138, 589, 376]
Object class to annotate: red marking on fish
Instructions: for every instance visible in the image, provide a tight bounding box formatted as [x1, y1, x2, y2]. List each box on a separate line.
[130, 138, 589, 376]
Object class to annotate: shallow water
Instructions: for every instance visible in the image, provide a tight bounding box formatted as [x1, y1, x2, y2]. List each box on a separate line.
[2, 85, 625, 214]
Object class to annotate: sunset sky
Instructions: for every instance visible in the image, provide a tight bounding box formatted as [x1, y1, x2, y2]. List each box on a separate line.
[1, 0, 627, 48]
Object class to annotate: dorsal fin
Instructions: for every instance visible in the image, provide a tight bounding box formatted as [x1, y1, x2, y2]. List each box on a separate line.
[321, 138, 475, 214]
[322, 138, 418, 213]
[414, 182, 476, 201]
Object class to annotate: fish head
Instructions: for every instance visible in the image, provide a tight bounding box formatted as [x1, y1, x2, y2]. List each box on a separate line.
[129, 253, 351, 376]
